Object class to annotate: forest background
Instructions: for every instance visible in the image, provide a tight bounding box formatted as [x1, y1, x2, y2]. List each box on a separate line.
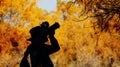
[0, 0, 120, 67]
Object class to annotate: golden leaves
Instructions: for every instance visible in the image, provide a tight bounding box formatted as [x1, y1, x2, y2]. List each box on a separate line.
[0, 0, 120, 66]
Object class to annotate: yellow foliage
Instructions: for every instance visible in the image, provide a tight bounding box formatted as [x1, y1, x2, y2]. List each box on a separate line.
[0, 0, 120, 67]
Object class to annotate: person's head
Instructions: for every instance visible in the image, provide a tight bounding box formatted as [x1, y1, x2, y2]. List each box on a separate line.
[41, 21, 49, 28]
[30, 21, 49, 44]
[40, 21, 49, 43]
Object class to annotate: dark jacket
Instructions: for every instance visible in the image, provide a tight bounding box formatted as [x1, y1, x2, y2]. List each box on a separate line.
[20, 35, 60, 67]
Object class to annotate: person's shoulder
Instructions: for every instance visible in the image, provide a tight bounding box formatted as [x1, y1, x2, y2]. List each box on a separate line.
[31, 26, 40, 30]
[30, 26, 41, 32]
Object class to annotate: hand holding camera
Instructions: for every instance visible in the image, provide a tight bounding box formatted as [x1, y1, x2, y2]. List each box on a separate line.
[48, 22, 60, 36]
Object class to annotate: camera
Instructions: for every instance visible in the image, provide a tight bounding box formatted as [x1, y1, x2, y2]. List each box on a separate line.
[41, 22, 60, 36]
[48, 22, 60, 34]
[28, 22, 60, 41]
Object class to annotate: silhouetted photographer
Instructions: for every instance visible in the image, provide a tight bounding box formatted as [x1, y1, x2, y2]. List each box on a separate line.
[20, 21, 60, 67]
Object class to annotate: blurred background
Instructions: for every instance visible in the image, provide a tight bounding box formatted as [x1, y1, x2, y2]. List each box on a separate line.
[0, 0, 120, 67]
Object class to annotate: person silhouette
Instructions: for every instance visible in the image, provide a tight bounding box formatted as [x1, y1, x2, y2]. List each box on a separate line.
[20, 21, 60, 67]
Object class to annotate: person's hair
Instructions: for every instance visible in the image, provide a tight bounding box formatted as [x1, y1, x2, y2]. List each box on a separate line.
[41, 21, 49, 28]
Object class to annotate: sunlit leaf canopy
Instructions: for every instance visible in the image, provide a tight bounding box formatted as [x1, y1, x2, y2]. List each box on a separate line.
[73, 0, 120, 32]
[0, 0, 120, 67]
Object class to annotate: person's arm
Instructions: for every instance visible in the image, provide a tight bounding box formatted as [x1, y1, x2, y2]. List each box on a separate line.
[20, 46, 31, 67]
[47, 34, 60, 54]
[23, 45, 31, 58]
